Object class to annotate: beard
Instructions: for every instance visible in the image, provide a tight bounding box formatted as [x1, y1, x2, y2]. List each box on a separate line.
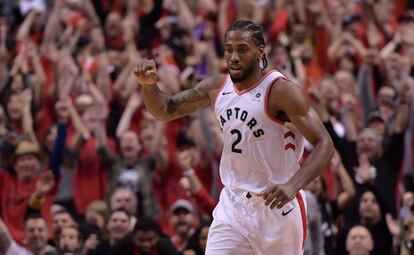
[228, 60, 258, 83]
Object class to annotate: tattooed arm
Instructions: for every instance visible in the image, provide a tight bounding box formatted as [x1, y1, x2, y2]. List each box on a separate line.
[133, 59, 224, 121]
[0, 218, 11, 253]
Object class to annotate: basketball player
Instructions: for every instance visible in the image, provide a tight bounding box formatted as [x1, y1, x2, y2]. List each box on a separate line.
[133, 20, 334, 255]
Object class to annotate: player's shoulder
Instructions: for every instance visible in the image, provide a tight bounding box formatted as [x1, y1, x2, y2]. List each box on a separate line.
[268, 77, 308, 113]
[270, 76, 303, 96]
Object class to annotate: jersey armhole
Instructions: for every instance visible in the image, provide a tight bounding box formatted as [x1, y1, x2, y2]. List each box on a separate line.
[212, 75, 228, 108]
[265, 77, 286, 125]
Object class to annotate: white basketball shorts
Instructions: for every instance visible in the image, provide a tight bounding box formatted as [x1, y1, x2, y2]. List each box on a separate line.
[205, 187, 307, 255]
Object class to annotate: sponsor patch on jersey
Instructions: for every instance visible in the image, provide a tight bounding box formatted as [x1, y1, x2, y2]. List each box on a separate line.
[251, 90, 263, 102]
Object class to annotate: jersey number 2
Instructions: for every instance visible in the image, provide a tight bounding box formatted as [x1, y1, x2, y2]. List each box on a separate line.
[231, 129, 242, 153]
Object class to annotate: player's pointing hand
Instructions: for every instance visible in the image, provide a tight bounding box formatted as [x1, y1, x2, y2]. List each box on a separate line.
[133, 59, 158, 86]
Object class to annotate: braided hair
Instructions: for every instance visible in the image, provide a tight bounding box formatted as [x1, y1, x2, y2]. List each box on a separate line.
[226, 20, 268, 69]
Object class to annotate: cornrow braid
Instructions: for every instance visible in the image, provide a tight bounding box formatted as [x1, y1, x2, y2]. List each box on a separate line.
[226, 20, 268, 69]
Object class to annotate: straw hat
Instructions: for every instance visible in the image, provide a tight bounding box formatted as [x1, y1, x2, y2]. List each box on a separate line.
[14, 140, 39, 159]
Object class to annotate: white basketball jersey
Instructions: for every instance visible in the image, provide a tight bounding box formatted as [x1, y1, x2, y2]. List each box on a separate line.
[214, 70, 304, 193]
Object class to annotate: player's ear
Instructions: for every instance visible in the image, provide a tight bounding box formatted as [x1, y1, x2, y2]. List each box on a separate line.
[257, 45, 265, 60]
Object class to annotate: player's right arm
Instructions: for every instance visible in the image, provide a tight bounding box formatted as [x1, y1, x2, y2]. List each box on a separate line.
[133, 59, 224, 121]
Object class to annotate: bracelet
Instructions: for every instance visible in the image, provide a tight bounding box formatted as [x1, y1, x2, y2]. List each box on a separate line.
[29, 193, 45, 210]
[183, 168, 195, 177]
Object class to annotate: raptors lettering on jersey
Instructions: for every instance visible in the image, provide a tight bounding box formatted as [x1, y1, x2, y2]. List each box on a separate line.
[219, 107, 264, 138]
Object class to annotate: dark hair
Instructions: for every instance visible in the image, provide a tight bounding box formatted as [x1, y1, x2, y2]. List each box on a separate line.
[185, 219, 212, 254]
[177, 129, 196, 150]
[108, 208, 131, 219]
[133, 217, 160, 234]
[24, 212, 46, 223]
[226, 20, 268, 69]
[53, 208, 76, 220]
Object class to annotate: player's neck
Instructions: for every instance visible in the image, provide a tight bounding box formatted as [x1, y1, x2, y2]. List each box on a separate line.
[233, 68, 268, 91]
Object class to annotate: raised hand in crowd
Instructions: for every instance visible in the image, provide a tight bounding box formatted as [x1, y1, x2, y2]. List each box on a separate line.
[355, 154, 374, 184]
[55, 99, 71, 123]
[34, 170, 55, 197]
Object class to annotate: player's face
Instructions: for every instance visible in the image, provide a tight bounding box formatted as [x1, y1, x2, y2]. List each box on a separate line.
[224, 30, 263, 83]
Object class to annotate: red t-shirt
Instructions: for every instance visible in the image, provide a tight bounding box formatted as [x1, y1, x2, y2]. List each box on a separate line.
[73, 137, 116, 215]
[0, 170, 54, 244]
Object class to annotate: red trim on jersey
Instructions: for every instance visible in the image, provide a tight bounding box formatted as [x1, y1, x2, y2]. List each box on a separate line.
[284, 131, 295, 139]
[233, 70, 276, 95]
[212, 75, 228, 108]
[296, 192, 307, 250]
[284, 143, 296, 151]
[264, 76, 285, 125]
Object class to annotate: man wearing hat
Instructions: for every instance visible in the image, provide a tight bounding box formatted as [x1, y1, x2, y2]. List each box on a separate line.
[0, 140, 55, 245]
[170, 199, 197, 252]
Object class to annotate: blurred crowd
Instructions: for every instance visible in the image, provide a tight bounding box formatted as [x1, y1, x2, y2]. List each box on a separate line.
[0, 0, 413, 254]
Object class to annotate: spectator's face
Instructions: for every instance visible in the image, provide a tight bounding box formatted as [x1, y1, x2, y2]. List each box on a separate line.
[338, 55, 356, 73]
[334, 70, 355, 95]
[199, 226, 209, 252]
[133, 230, 158, 254]
[319, 78, 339, 102]
[45, 125, 57, 152]
[105, 12, 122, 37]
[24, 218, 49, 252]
[224, 30, 263, 83]
[107, 211, 130, 241]
[14, 154, 40, 181]
[367, 119, 386, 136]
[85, 210, 105, 230]
[140, 125, 155, 151]
[140, 0, 155, 14]
[270, 46, 288, 70]
[53, 212, 76, 233]
[120, 131, 141, 159]
[356, 129, 382, 161]
[59, 227, 81, 252]
[387, 53, 402, 76]
[7, 95, 23, 121]
[91, 28, 105, 51]
[171, 208, 194, 236]
[11, 74, 24, 93]
[404, 192, 414, 210]
[373, 0, 394, 23]
[111, 189, 137, 215]
[345, 226, 373, 255]
[377, 86, 396, 110]
[305, 176, 322, 198]
[107, 50, 127, 69]
[401, 21, 414, 44]
[403, 216, 414, 241]
[163, 0, 179, 13]
[291, 24, 307, 43]
[359, 191, 381, 224]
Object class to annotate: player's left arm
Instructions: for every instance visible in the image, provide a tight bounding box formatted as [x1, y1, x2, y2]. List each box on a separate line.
[260, 79, 334, 209]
